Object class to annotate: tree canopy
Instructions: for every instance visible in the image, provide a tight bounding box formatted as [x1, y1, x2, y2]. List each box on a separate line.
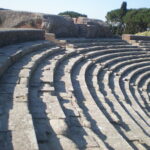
[58, 11, 87, 18]
[106, 2, 150, 35]
[123, 9, 150, 33]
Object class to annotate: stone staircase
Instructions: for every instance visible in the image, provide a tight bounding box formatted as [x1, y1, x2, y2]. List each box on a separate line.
[0, 37, 150, 150]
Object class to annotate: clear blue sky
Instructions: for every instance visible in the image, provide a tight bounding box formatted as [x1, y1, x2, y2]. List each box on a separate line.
[0, 0, 149, 21]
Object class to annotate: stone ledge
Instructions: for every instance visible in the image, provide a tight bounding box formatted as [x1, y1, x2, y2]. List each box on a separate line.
[0, 28, 45, 47]
[45, 33, 67, 47]
[122, 34, 150, 41]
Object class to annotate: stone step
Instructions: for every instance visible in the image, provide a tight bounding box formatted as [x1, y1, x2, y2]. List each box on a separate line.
[98, 67, 150, 139]
[0, 44, 61, 150]
[64, 38, 124, 43]
[61, 38, 148, 147]
[70, 44, 138, 50]
[137, 40, 150, 43]
[139, 78, 150, 110]
[0, 38, 150, 150]
[28, 47, 102, 149]
[76, 52, 150, 148]
[71, 58, 133, 149]
[27, 49, 80, 150]
[117, 63, 149, 115]
[76, 46, 143, 55]
[0, 41, 54, 77]
[112, 82, 150, 132]
[70, 47, 150, 127]
[53, 51, 104, 149]
[97, 66, 150, 147]
[72, 42, 129, 48]
[108, 61, 150, 112]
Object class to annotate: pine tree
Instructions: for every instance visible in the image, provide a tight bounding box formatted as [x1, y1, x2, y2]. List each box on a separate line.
[120, 1, 127, 19]
[118, 1, 127, 34]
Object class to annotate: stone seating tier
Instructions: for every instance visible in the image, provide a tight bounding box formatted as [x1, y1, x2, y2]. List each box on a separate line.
[0, 35, 150, 150]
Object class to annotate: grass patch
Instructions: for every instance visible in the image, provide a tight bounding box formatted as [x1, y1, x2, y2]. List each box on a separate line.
[136, 31, 150, 36]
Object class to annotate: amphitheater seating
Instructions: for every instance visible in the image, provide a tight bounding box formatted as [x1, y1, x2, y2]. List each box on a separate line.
[0, 37, 150, 150]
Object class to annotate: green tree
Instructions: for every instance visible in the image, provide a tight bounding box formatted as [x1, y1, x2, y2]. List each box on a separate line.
[58, 11, 87, 18]
[123, 9, 150, 33]
[120, 1, 127, 19]
[120, 1, 127, 32]
[106, 9, 121, 26]
[106, 3, 150, 35]
[106, 2, 127, 35]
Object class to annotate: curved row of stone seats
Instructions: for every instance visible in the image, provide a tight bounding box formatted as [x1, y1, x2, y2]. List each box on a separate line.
[66, 38, 149, 146]
[69, 44, 138, 50]
[99, 60, 150, 122]
[133, 40, 150, 48]
[65, 38, 138, 50]
[128, 67, 150, 96]
[138, 75, 150, 93]
[0, 36, 150, 150]
[70, 53, 134, 150]
[64, 38, 125, 43]
[53, 49, 109, 149]
[70, 57, 125, 149]
[44, 45, 116, 149]
[86, 63, 149, 150]
[140, 92, 150, 109]
[28, 50, 82, 150]
[27, 46, 106, 148]
[140, 78, 150, 105]
[0, 41, 54, 77]
[107, 59, 150, 119]
[82, 52, 150, 148]
[123, 65, 150, 89]
[29, 47, 105, 148]
[111, 62, 150, 122]
[139, 43, 150, 47]
[64, 38, 149, 106]
[81, 51, 150, 146]
[109, 59, 150, 119]
[136, 40, 150, 43]
[67, 41, 129, 48]
[69, 47, 149, 148]
[65, 37, 149, 149]
[52, 45, 146, 149]
[116, 62, 150, 115]
[72, 43, 144, 54]
[128, 69, 150, 112]
[130, 69, 150, 86]
[0, 40, 62, 150]
[135, 72, 150, 89]
[112, 64, 150, 131]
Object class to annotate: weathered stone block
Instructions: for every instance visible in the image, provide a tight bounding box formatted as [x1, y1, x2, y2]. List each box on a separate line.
[0, 29, 45, 47]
